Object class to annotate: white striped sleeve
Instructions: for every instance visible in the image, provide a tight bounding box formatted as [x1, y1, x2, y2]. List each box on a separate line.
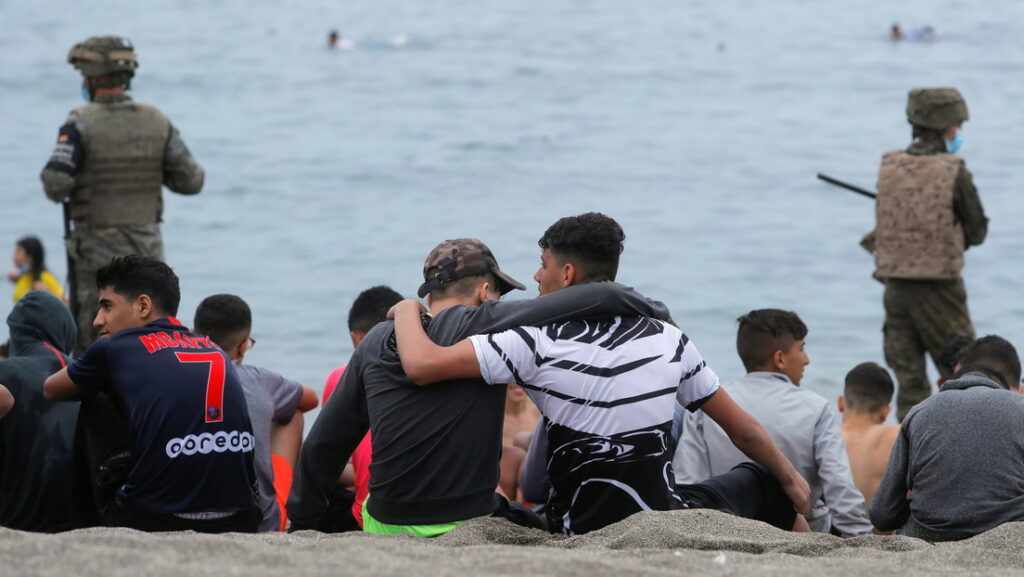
[469, 328, 538, 385]
[676, 339, 720, 412]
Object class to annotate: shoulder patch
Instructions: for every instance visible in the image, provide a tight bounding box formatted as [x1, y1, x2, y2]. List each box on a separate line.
[44, 123, 83, 175]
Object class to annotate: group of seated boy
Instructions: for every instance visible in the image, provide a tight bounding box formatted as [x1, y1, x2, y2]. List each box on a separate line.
[0, 211, 1021, 543]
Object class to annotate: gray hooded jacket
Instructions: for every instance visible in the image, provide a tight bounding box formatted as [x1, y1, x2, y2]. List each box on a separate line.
[0, 291, 78, 532]
[871, 372, 1024, 537]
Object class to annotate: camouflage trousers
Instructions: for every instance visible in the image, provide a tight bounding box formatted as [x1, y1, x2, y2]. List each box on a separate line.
[883, 278, 974, 421]
[69, 223, 164, 355]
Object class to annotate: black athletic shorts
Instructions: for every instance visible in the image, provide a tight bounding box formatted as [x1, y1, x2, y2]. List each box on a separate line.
[676, 462, 797, 530]
[493, 494, 548, 532]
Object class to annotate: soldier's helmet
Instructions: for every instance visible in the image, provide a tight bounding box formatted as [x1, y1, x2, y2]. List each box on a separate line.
[906, 87, 968, 130]
[67, 36, 138, 79]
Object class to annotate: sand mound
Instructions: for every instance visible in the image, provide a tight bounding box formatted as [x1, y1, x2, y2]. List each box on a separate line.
[6, 510, 1024, 577]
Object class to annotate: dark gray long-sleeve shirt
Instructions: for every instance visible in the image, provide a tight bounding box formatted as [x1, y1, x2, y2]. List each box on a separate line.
[871, 373, 1024, 536]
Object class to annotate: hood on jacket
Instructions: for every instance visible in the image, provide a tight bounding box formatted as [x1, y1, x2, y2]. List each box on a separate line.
[7, 291, 76, 356]
[939, 371, 1005, 393]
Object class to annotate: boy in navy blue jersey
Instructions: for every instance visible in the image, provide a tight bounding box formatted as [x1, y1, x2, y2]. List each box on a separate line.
[45, 255, 260, 532]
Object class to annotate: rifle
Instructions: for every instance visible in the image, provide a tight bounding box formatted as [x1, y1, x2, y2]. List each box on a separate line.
[816, 173, 877, 199]
[62, 201, 78, 325]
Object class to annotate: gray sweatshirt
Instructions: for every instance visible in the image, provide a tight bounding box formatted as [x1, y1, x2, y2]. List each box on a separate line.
[871, 373, 1024, 536]
[674, 372, 870, 536]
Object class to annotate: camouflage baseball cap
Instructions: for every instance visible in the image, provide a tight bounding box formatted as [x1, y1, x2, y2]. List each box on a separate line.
[906, 87, 968, 130]
[417, 238, 526, 298]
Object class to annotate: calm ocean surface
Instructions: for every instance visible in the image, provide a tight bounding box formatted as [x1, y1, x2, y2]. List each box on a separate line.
[3, 0, 1023, 430]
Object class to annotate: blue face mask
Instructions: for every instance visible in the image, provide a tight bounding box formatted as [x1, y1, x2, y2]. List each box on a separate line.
[81, 84, 91, 102]
[945, 130, 964, 154]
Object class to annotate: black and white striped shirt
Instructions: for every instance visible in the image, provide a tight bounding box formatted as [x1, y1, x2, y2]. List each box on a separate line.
[470, 315, 719, 535]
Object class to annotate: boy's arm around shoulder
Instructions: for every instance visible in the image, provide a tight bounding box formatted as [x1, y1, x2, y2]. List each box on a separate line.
[392, 299, 481, 385]
[470, 282, 672, 334]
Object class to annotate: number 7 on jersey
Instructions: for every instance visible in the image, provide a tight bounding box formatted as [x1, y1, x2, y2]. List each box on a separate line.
[175, 351, 226, 423]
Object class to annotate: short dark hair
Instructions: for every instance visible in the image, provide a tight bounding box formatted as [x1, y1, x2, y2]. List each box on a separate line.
[538, 212, 624, 283]
[735, 309, 808, 372]
[348, 285, 403, 334]
[938, 335, 973, 375]
[954, 335, 1021, 390]
[429, 273, 498, 301]
[96, 255, 180, 316]
[844, 362, 894, 413]
[193, 294, 252, 349]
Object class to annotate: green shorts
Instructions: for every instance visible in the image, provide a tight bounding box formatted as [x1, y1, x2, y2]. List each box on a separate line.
[361, 496, 485, 537]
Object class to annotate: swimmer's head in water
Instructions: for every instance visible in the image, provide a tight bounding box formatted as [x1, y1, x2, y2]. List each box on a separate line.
[906, 87, 968, 130]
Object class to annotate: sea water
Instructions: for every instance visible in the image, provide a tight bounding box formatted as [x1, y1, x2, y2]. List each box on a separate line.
[3, 0, 1023, 430]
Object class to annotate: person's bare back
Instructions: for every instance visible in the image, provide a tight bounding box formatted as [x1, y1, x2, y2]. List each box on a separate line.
[503, 384, 541, 449]
[840, 421, 900, 506]
[838, 362, 900, 512]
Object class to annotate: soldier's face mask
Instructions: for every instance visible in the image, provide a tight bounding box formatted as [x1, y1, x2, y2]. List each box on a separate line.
[945, 129, 963, 154]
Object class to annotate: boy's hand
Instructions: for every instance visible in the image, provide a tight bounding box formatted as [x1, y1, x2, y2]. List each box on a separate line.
[782, 471, 811, 515]
[387, 299, 426, 320]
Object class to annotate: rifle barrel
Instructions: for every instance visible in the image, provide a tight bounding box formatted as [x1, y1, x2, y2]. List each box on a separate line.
[62, 202, 78, 326]
[816, 173, 877, 199]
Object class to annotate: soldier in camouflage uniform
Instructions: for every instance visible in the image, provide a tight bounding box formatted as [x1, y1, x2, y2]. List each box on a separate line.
[862, 88, 988, 420]
[41, 36, 204, 354]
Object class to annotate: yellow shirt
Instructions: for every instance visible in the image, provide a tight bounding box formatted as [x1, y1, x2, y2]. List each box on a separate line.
[13, 270, 64, 303]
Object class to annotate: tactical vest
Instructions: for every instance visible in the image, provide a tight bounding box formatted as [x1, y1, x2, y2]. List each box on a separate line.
[875, 150, 964, 279]
[69, 98, 170, 226]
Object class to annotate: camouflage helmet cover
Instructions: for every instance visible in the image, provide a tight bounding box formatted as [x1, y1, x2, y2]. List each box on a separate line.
[67, 36, 138, 78]
[906, 87, 968, 130]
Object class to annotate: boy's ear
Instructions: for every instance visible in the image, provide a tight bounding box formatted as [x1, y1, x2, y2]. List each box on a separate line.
[770, 349, 785, 372]
[837, 395, 845, 413]
[350, 330, 365, 348]
[475, 280, 496, 304]
[234, 339, 248, 362]
[136, 294, 154, 319]
[879, 405, 892, 423]
[562, 262, 577, 289]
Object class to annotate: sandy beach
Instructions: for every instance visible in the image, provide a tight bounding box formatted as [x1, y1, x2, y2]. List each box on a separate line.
[7, 509, 1024, 577]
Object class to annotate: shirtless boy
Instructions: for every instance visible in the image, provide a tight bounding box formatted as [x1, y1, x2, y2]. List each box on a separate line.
[837, 362, 899, 508]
